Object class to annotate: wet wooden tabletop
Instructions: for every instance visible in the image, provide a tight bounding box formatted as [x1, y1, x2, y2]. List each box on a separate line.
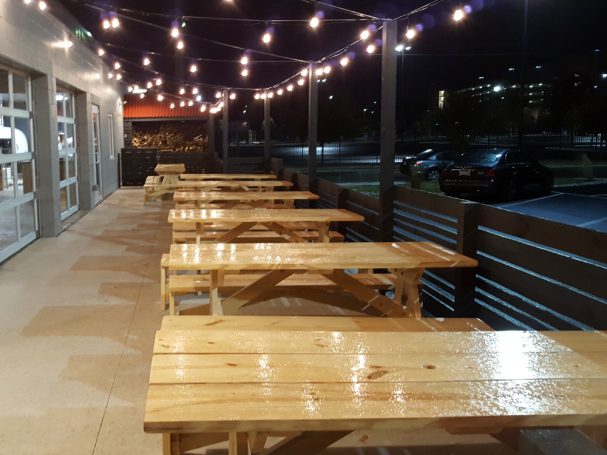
[174, 180, 294, 190]
[145, 317, 607, 434]
[167, 209, 364, 225]
[173, 191, 319, 203]
[167, 241, 478, 271]
[180, 173, 277, 181]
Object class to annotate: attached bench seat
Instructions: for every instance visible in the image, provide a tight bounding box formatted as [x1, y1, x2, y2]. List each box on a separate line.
[168, 273, 397, 315]
[172, 229, 345, 244]
[144, 176, 165, 201]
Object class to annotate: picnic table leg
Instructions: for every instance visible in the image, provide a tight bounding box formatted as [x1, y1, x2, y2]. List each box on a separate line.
[163, 433, 180, 455]
[215, 222, 257, 243]
[248, 432, 268, 454]
[401, 268, 424, 318]
[265, 222, 306, 243]
[263, 431, 350, 455]
[210, 270, 223, 315]
[221, 270, 298, 314]
[229, 432, 250, 455]
[317, 222, 330, 243]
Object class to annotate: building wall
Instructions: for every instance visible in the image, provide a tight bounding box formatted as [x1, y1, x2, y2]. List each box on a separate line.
[0, 0, 124, 251]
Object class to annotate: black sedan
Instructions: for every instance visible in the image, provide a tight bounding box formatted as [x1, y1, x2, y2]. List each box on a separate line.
[400, 149, 459, 181]
[439, 148, 554, 201]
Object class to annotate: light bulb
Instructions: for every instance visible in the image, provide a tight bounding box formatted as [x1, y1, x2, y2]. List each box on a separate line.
[260, 93, 266, 99]
[155, 78, 162, 86]
[240, 55, 249, 65]
[241, 68, 249, 77]
[114, 62, 121, 70]
[179, 88, 186, 95]
[147, 81, 153, 88]
[405, 28, 417, 40]
[176, 40, 184, 50]
[116, 74, 122, 80]
[24, 0, 33, 4]
[277, 88, 284, 96]
[254, 93, 261, 100]
[262, 32, 272, 44]
[215, 91, 222, 99]
[111, 17, 119, 28]
[360, 29, 370, 41]
[140, 93, 145, 99]
[315, 68, 324, 76]
[323, 65, 331, 74]
[366, 44, 376, 54]
[267, 91, 274, 99]
[192, 87, 199, 95]
[297, 78, 305, 86]
[309, 16, 320, 29]
[107, 72, 114, 79]
[188, 100, 194, 107]
[453, 8, 465, 22]
[189, 64, 198, 73]
[200, 105, 207, 112]
[157, 94, 164, 101]
[229, 93, 236, 100]
[143, 57, 151, 66]
[171, 27, 180, 38]
[38, 0, 47, 10]
[127, 86, 133, 93]
[286, 84, 294, 92]
[102, 19, 111, 30]
[170, 103, 175, 109]
[196, 95, 202, 102]
[97, 48, 105, 56]
[300, 69, 308, 77]
[339, 56, 350, 67]
[179, 101, 186, 107]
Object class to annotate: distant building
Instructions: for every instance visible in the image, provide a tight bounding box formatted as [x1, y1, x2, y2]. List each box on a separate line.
[439, 81, 552, 110]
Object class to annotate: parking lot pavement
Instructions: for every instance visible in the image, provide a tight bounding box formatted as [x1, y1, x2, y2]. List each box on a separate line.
[496, 192, 607, 233]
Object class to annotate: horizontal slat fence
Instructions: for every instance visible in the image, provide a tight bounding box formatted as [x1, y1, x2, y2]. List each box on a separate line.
[285, 168, 607, 331]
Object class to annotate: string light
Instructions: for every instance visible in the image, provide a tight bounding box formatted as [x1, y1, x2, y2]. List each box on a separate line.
[176, 40, 185, 50]
[97, 48, 105, 56]
[215, 91, 222, 99]
[366, 44, 376, 54]
[267, 91, 274, 99]
[116, 74, 122, 80]
[179, 101, 186, 107]
[188, 100, 194, 106]
[395, 43, 404, 52]
[127, 86, 133, 93]
[300, 69, 309, 77]
[111, 17, 120, 28]
[189, 64, 198, 73]
[102, 19, 111, 30]
[170, 26, 180, 38]
[157, 94, 164, 101]
[146, 81, 153, 88]
[107, 72, 114, 79]
[23, 0, 32, 4]
[405, 28, 417, 40]
[240, 55, 249, 65]
[360, 29, 371, 41]
[210, 107, 219, 114]
[286, 84, 294, 92]
[139, 93, 145, 99]
[254, 93, 261, 100]
[260, 93, 266, 99]
[453, 8, 465, 22]
[339, 56, 350, 67]
[315, 68, 324, 76]
[143, 56, 151, 66]
[192, 87, 199, 95]
[200, 105, 207, 112]
[113, 62, 121, 70]
[297, 78, 305, 86]
[196, 95, 203, 102]
[323, 65, 332, 74]
[241, 68, 249, 77]
[229, 92, 237, 100]
[309, 15, 320, 29]
[155, 78, 163, 86]
[170, 103, 175, 109]
[38, 1, 47, 10]
[277, 88, 284, 96]
[262, 31, 272, 45]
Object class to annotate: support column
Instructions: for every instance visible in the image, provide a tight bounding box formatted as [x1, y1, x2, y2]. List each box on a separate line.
[207, 113, 216, 170]
[379, 20, 398, 241]
[222, 89, 229, 173]
[75, 92, 94, 211]
[307, 65, 318, 192]
[32, 74, 61, 237]
[264, 93, 271, 165]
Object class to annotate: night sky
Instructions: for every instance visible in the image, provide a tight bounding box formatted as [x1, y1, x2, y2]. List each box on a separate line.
[57, 0, 607, 129]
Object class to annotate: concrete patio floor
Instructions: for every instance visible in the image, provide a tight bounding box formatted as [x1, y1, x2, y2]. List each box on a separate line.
[0, 189, 514, 455]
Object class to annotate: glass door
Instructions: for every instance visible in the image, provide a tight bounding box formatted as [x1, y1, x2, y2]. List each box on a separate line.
[0, 66, 38, 263]
[92, 104, 102, 205]
[56, 89, 78, 220]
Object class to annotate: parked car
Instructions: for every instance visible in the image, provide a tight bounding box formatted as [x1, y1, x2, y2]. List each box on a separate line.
[439, 148, 554, 200]
[401, 149, 459, 181]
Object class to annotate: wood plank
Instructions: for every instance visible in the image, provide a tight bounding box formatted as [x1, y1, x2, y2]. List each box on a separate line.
[181, 174, 277, 181]
[262, 431, 350, 455]
[160, 315, 492, 332]
[168, 242, 478, 272]
[168, 209, 364, 225]
[149, 351, 607, 384]
[153, 330, 607, 355]
[144, 378, 607, 433]
[173, 191, 319, 203]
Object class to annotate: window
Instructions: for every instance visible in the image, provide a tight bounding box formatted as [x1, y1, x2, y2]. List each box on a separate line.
[0, 65, 37, 263]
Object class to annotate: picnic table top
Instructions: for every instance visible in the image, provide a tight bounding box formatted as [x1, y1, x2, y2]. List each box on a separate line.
[173, 191, 319, 202]
[154, 164, 186, 175]
[145, 316, 607, 434]
[168, 241, 478, 271]
[167, 208, 364, 224]
[174, 180, 294, 188]
[180, 173, 277, 180]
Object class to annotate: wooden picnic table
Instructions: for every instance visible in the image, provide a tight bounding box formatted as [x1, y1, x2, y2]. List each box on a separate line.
[175, 180, 294, 192]
[167, 241, 477, 317]
[180, 173, 277, 181]
[168, 208, 362, 244]
[145, 164, 187, 200]
[173, 191, 319, 209]
[145, 316, 607, 455]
